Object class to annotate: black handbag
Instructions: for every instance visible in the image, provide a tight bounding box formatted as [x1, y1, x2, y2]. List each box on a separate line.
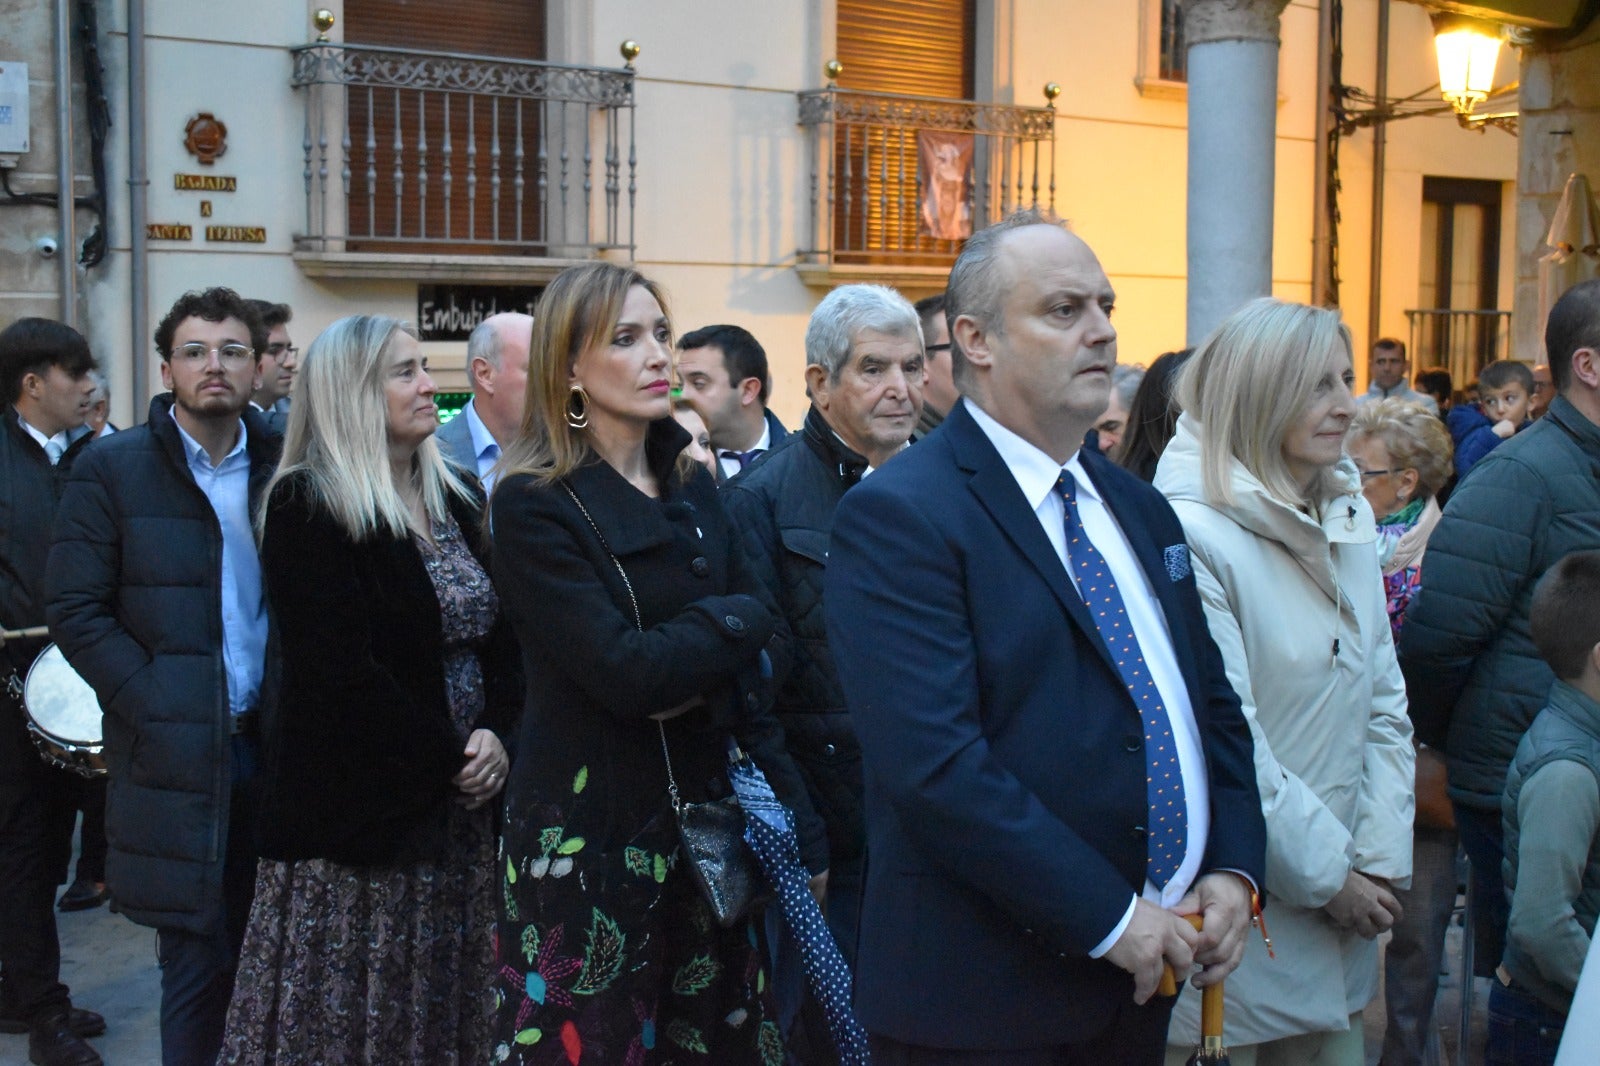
[560, 480, 766, 927]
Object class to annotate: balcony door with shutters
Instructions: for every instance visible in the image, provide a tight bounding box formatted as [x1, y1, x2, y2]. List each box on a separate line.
[834, 0, 976, 263]
[343, 0, 546, 254]
[1417, 176, 1504, 383]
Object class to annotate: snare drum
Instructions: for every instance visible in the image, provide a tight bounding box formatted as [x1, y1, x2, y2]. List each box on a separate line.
[22, 644, 106, 779]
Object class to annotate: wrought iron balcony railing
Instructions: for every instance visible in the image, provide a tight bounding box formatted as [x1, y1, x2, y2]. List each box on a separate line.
[289, 43, 635, 257]
[797, 87, 1058, 266]
[1404, 308, 1513, 385]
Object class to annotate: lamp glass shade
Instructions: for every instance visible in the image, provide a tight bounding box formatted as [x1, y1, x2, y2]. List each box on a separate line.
[1435, 27, 1500, 113]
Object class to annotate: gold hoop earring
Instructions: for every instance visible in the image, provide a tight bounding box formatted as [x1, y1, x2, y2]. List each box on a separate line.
[566, 384, 590, 430]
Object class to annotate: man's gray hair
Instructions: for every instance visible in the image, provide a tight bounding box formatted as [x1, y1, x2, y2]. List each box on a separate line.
[86, 368, 109, 404]
[1111, 364, 1144, 409]
[467, 317, 503, 372]
[805, 284, 922, 382]
[945, 207, 1068, 389]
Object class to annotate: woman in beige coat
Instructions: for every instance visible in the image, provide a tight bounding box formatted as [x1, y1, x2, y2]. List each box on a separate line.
[1154, 298, 1414, 1066]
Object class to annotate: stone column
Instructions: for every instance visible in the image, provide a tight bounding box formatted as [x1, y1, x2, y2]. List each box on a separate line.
[1185, 0, 1291, 345]
[1513, 23, 1600, 363]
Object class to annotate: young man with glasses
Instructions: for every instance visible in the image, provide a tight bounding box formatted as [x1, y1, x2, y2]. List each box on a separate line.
[244, 299, 296, 436]
[48, 288, 280, 1066]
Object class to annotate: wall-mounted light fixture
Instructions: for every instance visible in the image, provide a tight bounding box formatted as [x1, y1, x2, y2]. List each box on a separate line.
[1433, 13, 1504, 116]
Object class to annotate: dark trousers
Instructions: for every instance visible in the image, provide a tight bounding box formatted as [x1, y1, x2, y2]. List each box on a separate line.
[867, 990, 1176, 1065]
[1454, 802, 1509, 978]
[73, 776, 107, 884]
[0, 692, 79, 1024]
[156, 733, 260, 1066]
[1380, 826, 1460, 1065]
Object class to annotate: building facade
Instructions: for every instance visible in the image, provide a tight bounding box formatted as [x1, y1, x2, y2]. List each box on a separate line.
[2, 0, 1522, 428]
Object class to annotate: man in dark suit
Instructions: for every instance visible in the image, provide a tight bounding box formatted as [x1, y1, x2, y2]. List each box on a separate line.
[244, 299, 296, 436]
[435, 312, 532, 492]
[675, 324, 788, 480]
[824, 210, 1266, 1064]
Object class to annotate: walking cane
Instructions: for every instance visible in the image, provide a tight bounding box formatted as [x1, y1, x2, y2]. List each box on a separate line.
[1157, 914, 1231, 1064]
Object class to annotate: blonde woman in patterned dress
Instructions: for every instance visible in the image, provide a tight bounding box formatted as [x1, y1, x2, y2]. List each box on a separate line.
[220, 314, 520, 1063]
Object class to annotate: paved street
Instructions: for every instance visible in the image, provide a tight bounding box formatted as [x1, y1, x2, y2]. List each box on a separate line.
[0, 881, 160, 1065]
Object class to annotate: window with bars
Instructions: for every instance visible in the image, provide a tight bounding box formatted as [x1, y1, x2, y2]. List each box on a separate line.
[1160, 0, 1187, 82]
[1136, 0, 1188, 98]
[827, 0, 981, 262]
[342, 0, 545, 254]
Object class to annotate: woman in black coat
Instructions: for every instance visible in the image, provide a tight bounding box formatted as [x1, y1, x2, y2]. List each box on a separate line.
[489, 263, 819, 1065]
[221, 315, 518, 1064]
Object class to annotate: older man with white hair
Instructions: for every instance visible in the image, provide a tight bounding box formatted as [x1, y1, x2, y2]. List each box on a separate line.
[722, 283, 925, 1055]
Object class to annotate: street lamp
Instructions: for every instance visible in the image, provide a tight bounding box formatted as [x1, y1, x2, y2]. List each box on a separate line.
[1432, 13, 1503, 117]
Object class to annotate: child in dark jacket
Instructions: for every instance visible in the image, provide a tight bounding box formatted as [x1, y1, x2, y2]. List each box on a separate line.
[1493, 550, 1600, 1066]
[1454, 359, 1535, 481]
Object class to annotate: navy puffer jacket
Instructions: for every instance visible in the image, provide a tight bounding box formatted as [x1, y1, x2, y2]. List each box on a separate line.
[1400, 395, 1600, 809]
[46, 396, 279, 933]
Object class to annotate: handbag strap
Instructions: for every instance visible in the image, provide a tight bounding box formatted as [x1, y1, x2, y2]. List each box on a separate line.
[559, 479, 682, 812]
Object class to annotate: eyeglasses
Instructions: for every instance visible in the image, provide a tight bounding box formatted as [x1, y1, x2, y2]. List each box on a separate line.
[265, 343, 299, 360]
[1357, 468, 1393, 480]
[925, 343, 952, 354]
[171, 343, 255, 367]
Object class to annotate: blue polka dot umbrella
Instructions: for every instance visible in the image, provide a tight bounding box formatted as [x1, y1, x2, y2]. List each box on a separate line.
[728, 754, 870, 1065]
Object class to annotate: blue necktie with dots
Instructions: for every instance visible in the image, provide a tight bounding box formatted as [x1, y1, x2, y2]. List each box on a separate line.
[1055, 472, 1187, 889]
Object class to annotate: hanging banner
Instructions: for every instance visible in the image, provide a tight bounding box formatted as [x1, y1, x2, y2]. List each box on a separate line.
[918, 130, 974, 241]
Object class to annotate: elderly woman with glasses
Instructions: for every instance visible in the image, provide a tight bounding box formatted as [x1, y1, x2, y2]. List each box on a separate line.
[1347, 397, 1457, 1066]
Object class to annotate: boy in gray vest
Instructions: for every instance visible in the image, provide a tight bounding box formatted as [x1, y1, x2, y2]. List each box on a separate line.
[1495, 549, 1600, 1064]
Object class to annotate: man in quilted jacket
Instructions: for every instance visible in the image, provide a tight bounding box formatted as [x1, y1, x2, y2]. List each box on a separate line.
[1400, 277, 1600, 980]
[722, 283, 924, 1061]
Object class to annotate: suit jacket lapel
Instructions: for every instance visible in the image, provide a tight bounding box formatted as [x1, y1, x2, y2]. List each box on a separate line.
[945, 406, 1122, 680]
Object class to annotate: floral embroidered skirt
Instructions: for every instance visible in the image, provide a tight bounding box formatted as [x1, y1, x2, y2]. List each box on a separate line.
[494, 764, 781, 1065]
[219, 805, 497, 1064]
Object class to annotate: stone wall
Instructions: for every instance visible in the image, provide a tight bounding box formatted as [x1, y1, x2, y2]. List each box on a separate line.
[0, 0, 95, 328]
[1514, 21, 1600, 362]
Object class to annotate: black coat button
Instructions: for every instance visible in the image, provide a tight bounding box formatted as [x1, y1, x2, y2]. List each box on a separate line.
[824, 742, 837, 756]
[1131, 825, 1147, 840]
[724, 614, 745, 633]
[746, 691, 761, 710]
[690, 557, 710, 578]
[1125, 735, 1142, 752]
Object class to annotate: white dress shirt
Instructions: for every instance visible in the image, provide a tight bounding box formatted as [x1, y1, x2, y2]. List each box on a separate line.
[716, 421, 772, 480]
[964, 398, 1211, 955]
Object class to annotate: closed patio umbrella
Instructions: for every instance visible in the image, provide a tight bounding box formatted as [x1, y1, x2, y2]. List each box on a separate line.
[1539, 172, 1600, 337]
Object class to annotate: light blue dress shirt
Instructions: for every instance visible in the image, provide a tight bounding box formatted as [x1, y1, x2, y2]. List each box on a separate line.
[461, 400, 503, 491]
[171, 411, 267, 716]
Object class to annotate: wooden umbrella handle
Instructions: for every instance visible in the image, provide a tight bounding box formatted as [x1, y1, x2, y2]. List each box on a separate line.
[1156, 913, 1206, 997]
[1200, 976, 1225, 1041]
